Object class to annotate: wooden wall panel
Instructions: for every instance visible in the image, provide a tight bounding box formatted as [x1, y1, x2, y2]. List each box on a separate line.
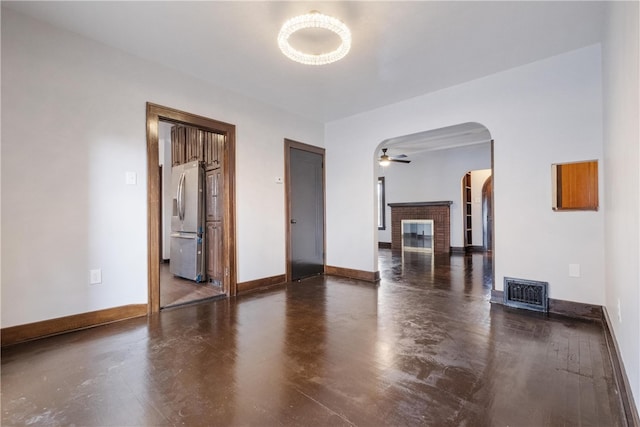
[203, 132, 224, 168]
[205, 169, 223, 222]
[206, 222, 224, 286]
[171, 125, 186, 166]
[185, 126, 202, 162]
[555, 160, 598, 210]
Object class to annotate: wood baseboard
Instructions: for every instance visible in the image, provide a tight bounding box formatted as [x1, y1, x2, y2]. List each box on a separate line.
[490, 289, 504, 304]
[237, 274, 286, 295]
[1, 304, 147, 347]
[490, 290, 603, 321]
[549, 298, 602, 320]
[378, 242, 392, 249]
[602, 308, 640, 426]
[325, 265, 380, 283]
[450, 246, 466, 254]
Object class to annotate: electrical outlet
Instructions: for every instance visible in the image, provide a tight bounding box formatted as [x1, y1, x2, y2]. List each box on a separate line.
[90, 269, 102, 285]
[617, 298, 622, 323]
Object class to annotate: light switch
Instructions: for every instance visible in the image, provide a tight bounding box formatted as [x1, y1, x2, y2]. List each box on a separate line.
[126, 171, 137, 185]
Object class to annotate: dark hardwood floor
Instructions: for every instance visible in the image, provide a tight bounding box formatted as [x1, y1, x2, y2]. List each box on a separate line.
[160, 262, 225, 308]
[1, 250, 624, 426]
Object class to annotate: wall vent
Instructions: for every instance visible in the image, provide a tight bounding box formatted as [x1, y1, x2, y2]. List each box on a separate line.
[503, 277, 548, 313]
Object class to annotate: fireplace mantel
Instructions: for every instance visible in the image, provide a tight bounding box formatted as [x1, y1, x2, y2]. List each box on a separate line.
[388, 202, 452, 253]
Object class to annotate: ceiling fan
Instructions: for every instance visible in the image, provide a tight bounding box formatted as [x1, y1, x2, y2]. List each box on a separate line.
[379, 148, 411, 166]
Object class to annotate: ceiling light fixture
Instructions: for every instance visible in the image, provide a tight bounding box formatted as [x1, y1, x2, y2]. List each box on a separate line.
[379, 154, 391, 167]
[378, 148, 411, 166]
[278, 11, 351, 66]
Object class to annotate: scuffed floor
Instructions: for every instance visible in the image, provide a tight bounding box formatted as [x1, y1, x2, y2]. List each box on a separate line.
[1, 250, 624, 426]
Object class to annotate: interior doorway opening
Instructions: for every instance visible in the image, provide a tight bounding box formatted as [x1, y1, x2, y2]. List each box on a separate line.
[158, 121, 227, 308]
[374, 122, 495, 289]
[462, 168, 492, 251]
[146, 103, 237, 314]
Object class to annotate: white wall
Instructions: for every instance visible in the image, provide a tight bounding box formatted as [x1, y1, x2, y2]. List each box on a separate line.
[326, 44, 604, 305]
[1, 8, 323, 327]
[377, 144, 491, 247]
[602, 0, 640, 410]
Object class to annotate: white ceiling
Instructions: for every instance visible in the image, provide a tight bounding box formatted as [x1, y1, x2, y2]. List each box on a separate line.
[381, 122, 492, 159]
[4, 1, 605, 124]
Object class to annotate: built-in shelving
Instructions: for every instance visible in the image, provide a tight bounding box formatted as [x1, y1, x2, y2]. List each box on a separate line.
[464, 172, 472, 246]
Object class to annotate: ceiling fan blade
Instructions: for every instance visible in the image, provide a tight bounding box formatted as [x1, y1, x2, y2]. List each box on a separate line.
[379, 148, 411, 164]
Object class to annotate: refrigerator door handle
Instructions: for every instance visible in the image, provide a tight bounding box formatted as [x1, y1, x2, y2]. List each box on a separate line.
[177, 172, 186, 221]
[176, 173, 182, 220]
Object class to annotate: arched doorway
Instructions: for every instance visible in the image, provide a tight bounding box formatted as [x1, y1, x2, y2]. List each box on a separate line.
[374, 122, 495, 289]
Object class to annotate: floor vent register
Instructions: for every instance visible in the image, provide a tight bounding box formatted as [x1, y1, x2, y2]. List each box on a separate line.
[503, 277, 549, 313]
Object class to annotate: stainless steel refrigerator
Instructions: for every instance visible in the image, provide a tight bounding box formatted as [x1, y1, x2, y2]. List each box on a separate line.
[170, 160, 205, 282]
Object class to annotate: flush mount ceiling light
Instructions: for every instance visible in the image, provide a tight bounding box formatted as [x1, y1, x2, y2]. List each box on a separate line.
[278, 11, 351, 66]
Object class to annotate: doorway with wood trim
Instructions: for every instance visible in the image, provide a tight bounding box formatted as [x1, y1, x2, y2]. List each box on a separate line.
[462, 169, 492, 251]
[285, 139, 326, 282]
[146, 103, 236, 313]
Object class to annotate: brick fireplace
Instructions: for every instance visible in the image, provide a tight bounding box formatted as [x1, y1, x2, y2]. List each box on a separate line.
[388, 201, 452, 254]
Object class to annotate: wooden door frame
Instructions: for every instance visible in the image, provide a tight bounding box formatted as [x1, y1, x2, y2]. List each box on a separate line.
[284, 139, 326, 283]
[158, 165, 163, 262]
[146, 103, 236, 313]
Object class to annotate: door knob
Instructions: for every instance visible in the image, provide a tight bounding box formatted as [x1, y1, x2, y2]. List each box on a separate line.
[290, 219, 297, 224]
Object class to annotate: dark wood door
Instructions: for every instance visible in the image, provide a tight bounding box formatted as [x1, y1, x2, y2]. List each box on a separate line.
[205, 168, 223, 222]
[203, 131, 224, 168]
[206, 221, 224, 286]
[289, 147, 324, 280]
[205, 167, 224, 285]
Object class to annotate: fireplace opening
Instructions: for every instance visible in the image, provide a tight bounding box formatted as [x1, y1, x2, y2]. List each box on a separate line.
[388, 201, 451, 253]
[401, 219, 434, 252]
